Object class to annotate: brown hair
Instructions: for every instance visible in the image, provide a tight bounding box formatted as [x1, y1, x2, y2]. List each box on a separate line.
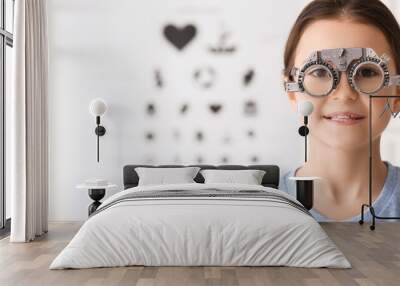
[283, 0, 400, 80]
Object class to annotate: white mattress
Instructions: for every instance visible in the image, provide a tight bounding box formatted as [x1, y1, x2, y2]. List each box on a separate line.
[50, 183, 351, 269]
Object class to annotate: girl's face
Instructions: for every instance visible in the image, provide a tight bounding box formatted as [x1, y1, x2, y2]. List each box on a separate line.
[287, 19, 400, 150]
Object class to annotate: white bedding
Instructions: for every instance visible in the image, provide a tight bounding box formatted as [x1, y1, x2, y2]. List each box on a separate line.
[50, 183, 351, 269]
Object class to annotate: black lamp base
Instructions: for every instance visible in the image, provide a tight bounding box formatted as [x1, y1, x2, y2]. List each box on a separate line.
[88, 189, 105, 216]
[359, 203, 400, 231]
[296, 180, 314, 210]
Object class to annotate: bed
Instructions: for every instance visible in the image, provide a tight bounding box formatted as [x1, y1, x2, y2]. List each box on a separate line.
[50, 164, 350, 269]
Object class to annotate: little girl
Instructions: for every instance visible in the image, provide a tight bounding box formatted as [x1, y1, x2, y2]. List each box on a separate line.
[280, 0, 400, 221]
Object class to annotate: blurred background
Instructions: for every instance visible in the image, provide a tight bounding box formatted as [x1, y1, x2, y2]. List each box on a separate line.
[45, 0, 400, 220]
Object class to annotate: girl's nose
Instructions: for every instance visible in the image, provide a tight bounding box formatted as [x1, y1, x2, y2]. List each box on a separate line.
[330, 72, 359, 101]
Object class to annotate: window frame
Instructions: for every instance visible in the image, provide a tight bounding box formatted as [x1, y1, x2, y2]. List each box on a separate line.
[0, 0, 14, 233]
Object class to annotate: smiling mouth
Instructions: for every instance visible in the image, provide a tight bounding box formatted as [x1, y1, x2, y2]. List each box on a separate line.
[323, 112, 366, 125]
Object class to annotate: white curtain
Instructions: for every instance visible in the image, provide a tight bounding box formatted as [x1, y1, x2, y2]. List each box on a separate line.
[10, 0, 48, 242]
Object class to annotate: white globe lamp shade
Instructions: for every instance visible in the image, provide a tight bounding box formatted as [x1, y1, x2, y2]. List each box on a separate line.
[297, 101, 314, 116]
[89, 98, 107, 117]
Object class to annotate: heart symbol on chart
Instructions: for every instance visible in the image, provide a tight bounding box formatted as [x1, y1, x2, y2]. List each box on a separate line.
[209, 104, 223, 114]
[163, 24, 197, 50]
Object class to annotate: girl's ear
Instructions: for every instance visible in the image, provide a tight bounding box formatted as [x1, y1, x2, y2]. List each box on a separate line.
[283, 75, 298, 112]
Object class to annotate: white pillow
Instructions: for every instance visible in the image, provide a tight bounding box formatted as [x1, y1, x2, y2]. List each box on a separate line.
[200, 169, 266, 185]
[135, 167, 201, 186]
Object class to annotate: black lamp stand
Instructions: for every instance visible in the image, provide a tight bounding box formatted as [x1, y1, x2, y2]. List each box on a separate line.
[94, 116, 106, 162]
[359, 95, 400, 230]
[298, 116, 309, 162]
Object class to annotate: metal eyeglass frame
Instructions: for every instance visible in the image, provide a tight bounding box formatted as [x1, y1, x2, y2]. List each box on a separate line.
[284, 47, 400, 97]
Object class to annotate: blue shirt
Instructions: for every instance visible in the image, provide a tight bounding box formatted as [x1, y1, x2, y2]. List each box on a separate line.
[279, 161, 400, 222]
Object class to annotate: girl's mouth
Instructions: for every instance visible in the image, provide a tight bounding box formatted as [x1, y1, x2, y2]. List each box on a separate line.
[323, 112, 366, 125]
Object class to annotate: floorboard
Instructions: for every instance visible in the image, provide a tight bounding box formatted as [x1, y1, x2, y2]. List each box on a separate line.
[0, 222, 399, 286]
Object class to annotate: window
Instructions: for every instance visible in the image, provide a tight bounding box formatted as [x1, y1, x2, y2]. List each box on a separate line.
[0, 0, 13, 235]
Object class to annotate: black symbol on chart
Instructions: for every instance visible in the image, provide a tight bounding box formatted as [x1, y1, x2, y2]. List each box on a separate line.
[163, 24, 197, 51]
[221, 156, 229, 163]
[146, 103, 156, 116]
[243, 69, 255, 86]
[193, 67, 216, 89]
[244, 100, 257, 116]
[180, 103, 189, 115]
[209, 103, 222, 114]
[145, 132, 155, 141]
[195, 131, 204, 142]
[247, 129, 255, 138]
[209, 31, 237, 54]
[154, 69, 164, 88]
[251, 155, 259, 163]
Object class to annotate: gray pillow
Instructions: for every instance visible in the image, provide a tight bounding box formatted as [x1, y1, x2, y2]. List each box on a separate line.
[200, 169, 266, 185]
[135, 167, 201, 186]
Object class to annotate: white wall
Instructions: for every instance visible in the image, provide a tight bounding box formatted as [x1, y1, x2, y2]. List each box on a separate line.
[47, 0, 400, 221]
[47, 0, 309, 221]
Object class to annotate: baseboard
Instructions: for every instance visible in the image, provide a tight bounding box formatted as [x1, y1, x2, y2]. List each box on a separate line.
[48, 220, 85, 224]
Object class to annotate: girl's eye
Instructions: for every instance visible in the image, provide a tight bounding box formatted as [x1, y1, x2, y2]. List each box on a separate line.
[358, 68, 379, 78]
[309, 68, 330, 78]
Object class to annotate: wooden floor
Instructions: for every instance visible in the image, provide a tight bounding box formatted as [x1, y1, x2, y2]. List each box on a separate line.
[0, 222, 399, 286]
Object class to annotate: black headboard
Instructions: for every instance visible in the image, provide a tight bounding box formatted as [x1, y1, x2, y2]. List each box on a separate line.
[123, 164, 280, 190]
